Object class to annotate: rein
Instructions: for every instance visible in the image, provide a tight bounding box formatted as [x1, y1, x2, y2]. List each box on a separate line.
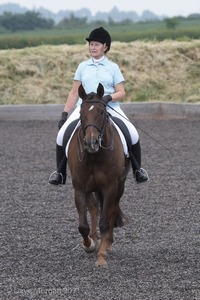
[106, 103, 173, 156]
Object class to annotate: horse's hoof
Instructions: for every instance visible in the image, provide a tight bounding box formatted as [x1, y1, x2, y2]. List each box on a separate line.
[82, 238, 96, 253]
[95, 258, 108, 267]
[107, 244, 112, 251]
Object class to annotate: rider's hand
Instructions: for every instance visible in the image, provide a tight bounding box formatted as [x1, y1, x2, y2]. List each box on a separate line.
[103, 95, 112, 104]
[58, 111, 68, 129]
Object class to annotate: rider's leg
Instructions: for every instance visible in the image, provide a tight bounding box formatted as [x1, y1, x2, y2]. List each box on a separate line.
[130, 140, 149, 183]
[49, 118, 79, 185]
[49, 145, 67, 185]
[108, 109, 149, 184]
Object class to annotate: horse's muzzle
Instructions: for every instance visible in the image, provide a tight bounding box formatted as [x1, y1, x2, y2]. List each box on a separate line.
[84, 138, 100, 153]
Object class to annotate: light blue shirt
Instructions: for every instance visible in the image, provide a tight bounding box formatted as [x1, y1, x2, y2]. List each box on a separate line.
[74, 56, 125, 108]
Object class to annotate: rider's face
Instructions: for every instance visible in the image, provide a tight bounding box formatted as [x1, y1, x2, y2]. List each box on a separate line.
[89, 41, 108, 59]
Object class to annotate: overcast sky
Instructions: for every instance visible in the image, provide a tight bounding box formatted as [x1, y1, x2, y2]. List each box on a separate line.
[0, 0, 200, 17]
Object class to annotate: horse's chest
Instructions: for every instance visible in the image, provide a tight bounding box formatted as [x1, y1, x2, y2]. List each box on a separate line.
[74, 168, 106, 192]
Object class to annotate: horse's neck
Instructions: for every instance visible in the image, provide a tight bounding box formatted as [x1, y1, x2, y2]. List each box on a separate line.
[102, 120, 115, 149]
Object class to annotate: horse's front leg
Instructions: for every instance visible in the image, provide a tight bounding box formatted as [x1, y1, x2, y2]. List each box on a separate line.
[75, 190, 96, 253]
[86, 193, 99, 248]
[95, 189, 119, 266]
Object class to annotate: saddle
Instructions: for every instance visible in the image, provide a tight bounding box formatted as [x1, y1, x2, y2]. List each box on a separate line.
[63, 117, 131, 158]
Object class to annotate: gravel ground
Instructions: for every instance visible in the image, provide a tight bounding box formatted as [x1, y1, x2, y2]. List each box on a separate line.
[1, 113, 200, 300]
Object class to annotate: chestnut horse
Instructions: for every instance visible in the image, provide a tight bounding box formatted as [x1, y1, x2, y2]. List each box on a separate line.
[68, 83, 130, 266]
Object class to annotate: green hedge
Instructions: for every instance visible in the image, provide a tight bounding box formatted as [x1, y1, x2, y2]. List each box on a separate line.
[0, 27, 200, 49]
[0, 31, 85, 49]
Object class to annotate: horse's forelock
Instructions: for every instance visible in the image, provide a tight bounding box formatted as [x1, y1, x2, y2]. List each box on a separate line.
[83, 92, 103, 103]
[88, 92, 96, 100]
[79, 83, 104, 102]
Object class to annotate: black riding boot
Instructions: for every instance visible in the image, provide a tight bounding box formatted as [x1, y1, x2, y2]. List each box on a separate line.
[130, 141, 149, 183]
[49, 145, 67, 185]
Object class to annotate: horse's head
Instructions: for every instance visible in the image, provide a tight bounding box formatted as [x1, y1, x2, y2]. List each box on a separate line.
[79, 83, 107, 153]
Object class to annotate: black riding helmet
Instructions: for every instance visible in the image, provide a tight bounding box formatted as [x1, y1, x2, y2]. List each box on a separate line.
[86, 27, 111, 53]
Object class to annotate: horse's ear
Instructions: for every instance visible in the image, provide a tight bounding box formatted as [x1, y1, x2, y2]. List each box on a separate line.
[97, 83, 104, 99]
[78, 84, 87, 100]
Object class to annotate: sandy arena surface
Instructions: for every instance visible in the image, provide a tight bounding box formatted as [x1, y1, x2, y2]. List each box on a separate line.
[1, 106, 200, 300]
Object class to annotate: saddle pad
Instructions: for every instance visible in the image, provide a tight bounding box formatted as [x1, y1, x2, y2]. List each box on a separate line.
[65, 121, 81, 158]
[110, 119, 129, 156]
[65, 119, 129, 158]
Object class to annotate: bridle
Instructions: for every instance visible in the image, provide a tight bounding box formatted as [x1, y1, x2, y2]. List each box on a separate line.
[80, 100, 107, 144]
[79, 100, 114, 151]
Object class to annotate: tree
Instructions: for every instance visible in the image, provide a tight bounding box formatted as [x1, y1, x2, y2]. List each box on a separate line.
[0, 11, 54, 32]
[56, 13, 87, 29]
[165, 17, 179, 30]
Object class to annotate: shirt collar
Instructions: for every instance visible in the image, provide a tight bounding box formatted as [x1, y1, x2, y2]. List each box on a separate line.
[87, 56, 108, 66]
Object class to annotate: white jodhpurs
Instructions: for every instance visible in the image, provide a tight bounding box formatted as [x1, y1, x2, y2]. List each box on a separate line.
[106, 106, 139, 144]
[56, 105, 139, 146]
[56, 106, 81, 146]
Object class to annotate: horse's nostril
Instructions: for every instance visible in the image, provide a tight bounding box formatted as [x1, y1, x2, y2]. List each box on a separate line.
[84, 138, 100, 153]
[92, 141, 99, 148]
